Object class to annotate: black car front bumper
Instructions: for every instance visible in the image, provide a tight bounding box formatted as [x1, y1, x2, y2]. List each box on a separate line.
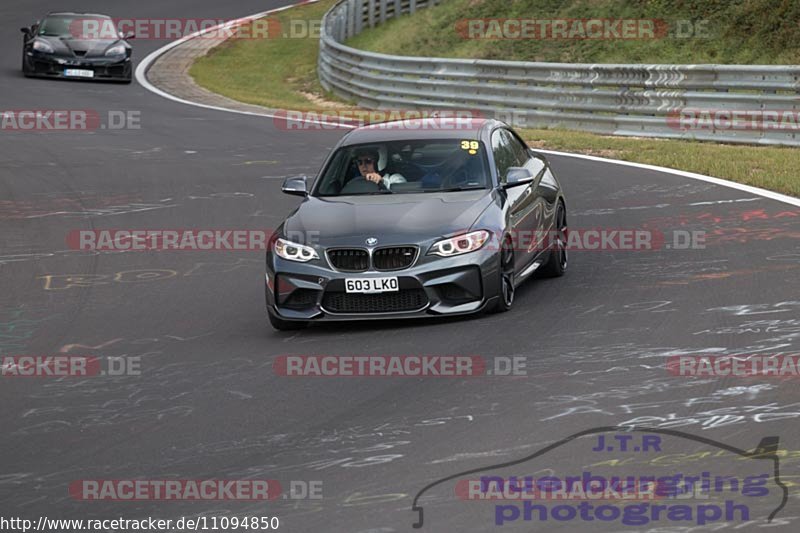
[265, 247, 502, 322]
[24, 52, 132, 81]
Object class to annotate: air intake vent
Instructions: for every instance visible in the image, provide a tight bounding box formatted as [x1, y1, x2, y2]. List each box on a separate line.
[322, 289, 428, 313]
[282, 289, 320, 310]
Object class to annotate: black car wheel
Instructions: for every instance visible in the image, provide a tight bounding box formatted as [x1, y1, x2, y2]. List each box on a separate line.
[539, 202, 568, 278]
[487, 237, 515, 314]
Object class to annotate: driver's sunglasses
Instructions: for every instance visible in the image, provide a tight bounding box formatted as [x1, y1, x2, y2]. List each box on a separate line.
[356, 158, 375, 166]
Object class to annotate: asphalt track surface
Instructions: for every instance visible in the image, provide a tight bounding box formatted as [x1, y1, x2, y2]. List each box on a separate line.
[2, 1, 800, 532]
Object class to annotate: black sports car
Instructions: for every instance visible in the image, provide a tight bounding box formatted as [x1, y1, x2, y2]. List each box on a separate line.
[265, 118, 567, 330]
[21, 12, 133, 83]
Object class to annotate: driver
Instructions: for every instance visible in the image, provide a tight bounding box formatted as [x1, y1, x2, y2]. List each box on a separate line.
[354, 146, 406, 190]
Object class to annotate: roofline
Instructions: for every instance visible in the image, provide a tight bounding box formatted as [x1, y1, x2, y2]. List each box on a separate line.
[46, 12, 112, 17]
[337, 117, 510, 141]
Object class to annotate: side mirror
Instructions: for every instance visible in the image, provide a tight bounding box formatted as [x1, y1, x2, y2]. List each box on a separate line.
[282, 175, 308, 197]
[504, 167, 534, 187]
[123, 31, 135, 40]
[20, 27, 30, 34]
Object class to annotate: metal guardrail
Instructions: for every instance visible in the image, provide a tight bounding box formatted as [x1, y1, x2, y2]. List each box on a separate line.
[318, 0, 800, 146]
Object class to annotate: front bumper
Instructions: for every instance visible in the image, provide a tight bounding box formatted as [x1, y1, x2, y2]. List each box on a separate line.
[24, 52, 132, 81]
[266, 247, 501, 322]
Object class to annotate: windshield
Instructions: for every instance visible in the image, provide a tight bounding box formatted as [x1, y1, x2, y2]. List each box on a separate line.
[314, 139, 491, 196]
[38, 15, 112, 37]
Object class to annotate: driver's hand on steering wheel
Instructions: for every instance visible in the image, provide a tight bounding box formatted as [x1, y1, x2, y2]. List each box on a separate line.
[364, 172, 383, 184]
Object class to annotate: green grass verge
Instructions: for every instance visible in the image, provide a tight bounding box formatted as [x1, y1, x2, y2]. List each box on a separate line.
[188, 0, 799, 198]
[519, 129, 800, 197]
[347, 0, 800, 64]
[189, 0, 345, 111]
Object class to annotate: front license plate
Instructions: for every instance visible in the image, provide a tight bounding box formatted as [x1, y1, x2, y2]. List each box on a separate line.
[64, 69, 94, 78]
[345, 277, 399, 294]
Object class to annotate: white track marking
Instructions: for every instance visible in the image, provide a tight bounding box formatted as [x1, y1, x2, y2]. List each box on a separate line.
[134, 0, 348, 128]
[536, 149, 800, 207]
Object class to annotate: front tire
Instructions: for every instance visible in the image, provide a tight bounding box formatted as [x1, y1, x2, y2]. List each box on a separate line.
[487, 237, 515, 314]
[538, 202, 568, 278]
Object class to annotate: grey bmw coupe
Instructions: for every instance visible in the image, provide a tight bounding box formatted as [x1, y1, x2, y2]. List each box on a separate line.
[265, 118, 567, 330]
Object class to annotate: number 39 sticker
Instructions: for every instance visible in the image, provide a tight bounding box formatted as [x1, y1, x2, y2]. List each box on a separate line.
[460, 140, 479, 155]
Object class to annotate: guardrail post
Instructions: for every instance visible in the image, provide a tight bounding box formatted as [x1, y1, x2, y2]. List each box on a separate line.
[368, 0, 376, 28]
[355, 0, 364, 35]
[346, 0, 355, 39]
[410, 0, 417, 15]
[379, 0, 387, 24]
[338, 9, 347, 42]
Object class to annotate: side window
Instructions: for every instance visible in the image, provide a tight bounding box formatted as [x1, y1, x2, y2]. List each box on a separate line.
[504, 130, 529, 167]
[491, 130, 516, 185]
[506, 130, 547, 178]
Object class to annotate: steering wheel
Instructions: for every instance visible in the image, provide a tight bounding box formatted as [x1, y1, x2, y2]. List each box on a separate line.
[339, 176, 386, 194]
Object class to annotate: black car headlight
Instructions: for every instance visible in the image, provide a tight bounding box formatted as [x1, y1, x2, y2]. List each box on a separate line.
[274, 238, 318, 262]
[32, 39, 54, 53]
[105, 44, 126, 57]
[429, 230, 490, 257]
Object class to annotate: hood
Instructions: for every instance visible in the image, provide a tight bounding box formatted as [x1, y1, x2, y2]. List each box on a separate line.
[36, 36, 125, 57]
[284, 190, 494, 246]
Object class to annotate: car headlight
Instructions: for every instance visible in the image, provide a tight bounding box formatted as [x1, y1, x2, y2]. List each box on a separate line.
[274, 238, 318, 262]
[105, 44, 126, 56]
[32, 40, 54, 53]
[429, 230, 490, 257]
